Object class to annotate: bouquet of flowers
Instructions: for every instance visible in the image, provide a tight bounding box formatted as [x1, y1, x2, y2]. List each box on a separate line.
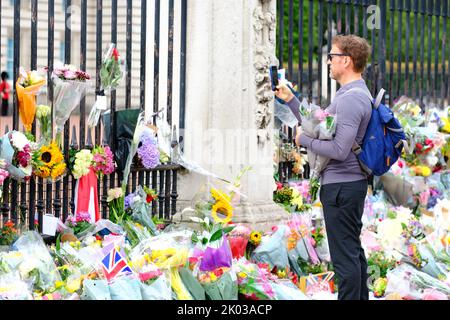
[91, 145, 116, 179]
[138, 264, 172, 300]
[71, 147, 114, 223]
[190, 216, 234, 272]
[88, 44, 126, 128]
[228, 224, 251, 259]
[0, 221, 19, 246]
[16, 68, 46, 133]
[72, 149, 93, 179]
[391, 96, 425, 135]
[123, 186, 158, 236]
[298, 98, 337, 202]
[197, 267, 238, 300]
[273, 185, 312, 213]
[14, 231, 62, 294]
[32, 141, 66, 181]
[136, 127, 160, 169]
[35, 105, 52, 143]
[107, 187, 125, 224]
[65, 212, 93, 236]
[51, 64, 92, 148]
[0, 131, 34, 181]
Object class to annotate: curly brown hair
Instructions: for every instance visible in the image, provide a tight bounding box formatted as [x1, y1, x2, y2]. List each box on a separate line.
[332, 35, 371, 73]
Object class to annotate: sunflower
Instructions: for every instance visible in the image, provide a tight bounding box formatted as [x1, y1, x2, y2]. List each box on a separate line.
[36, 166, 51, 178]
[249, 231, 262, 246]
[210, 188, 231, 204]
[34, 141, 66, 180]
[51, 162, 66, 180]
[211, 200, 233, 224]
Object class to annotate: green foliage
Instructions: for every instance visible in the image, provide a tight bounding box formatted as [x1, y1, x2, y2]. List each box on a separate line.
[278, 0, 447, 84]
[367, 251, 397, 278]
[273, 187, 293, 205]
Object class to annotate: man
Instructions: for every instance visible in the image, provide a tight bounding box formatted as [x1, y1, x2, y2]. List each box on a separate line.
[0, 72, 10, 116]
[275, 34, 372, 300]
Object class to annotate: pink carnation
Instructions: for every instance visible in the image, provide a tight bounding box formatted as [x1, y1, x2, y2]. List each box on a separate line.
[314, 109, 330, 122]
[64, 70, 77, 80]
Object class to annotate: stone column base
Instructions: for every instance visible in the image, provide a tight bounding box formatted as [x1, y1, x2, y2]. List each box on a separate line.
[171, 201, 289, 232]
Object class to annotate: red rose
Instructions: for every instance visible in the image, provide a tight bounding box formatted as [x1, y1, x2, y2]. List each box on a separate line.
[425, 139, 433, 145]
[276, 182, 283, 190]
[112, 48, 119, 61]
[415, 143, 423, 152]
[146, 195, 154, 203]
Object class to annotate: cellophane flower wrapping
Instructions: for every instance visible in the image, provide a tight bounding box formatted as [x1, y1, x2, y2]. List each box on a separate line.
[129, 186, 158, 235]
[87, 44, 126, 128]
[251, 225, 290, 271]
[52, 70, 92, 147]
[0, 131, 33, 181]
[298, 98, 337, 179]
[199, 268, 238, 300]
[12, 231, 62, 293]
[109, 275, 143, 300]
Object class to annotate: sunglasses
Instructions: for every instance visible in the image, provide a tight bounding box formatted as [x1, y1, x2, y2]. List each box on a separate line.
[327, 53, 350, 61]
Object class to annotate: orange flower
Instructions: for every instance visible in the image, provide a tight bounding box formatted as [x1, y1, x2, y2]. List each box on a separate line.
[5, 221, 15, 228]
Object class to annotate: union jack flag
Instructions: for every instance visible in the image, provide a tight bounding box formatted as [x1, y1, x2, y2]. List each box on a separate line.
[101, 245, 133, 282]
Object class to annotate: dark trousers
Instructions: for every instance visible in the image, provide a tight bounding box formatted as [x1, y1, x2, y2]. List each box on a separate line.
[2, 99, 8, 116]
[320, 179, 369, 300]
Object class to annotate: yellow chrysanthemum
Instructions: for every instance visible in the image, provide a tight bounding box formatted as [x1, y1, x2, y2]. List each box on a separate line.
[211, 200, 233, 224]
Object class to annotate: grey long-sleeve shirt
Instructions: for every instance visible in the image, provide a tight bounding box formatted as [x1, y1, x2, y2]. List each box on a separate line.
[287, 79, 372, 185]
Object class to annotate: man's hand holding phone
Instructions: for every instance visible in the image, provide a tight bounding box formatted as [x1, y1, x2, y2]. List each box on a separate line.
[274, 82, 295, 103]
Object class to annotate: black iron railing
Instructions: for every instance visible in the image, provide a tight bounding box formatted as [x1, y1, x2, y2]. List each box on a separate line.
[0, 0, 187, 232]
[276, 0, 450, 183]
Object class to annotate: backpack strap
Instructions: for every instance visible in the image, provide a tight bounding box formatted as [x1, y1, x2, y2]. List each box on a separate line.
[343, 87, 378, 155]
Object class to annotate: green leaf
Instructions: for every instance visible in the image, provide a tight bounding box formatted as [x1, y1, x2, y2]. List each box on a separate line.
[56, 233, 61, 252]
[209, 229, 225, 243]
[201, 237, 208, 245]
[222, 226, 235, 235]
[191, 232, 198, 244]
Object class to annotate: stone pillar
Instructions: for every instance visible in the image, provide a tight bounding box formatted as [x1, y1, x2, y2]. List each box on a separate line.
[174, 0, 288, 231]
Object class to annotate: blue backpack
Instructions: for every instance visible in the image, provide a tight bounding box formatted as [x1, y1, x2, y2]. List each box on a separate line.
[350, 88, 407, 176]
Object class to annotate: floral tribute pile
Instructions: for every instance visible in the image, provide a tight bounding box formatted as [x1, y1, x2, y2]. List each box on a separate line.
[0, 96, 448, 300]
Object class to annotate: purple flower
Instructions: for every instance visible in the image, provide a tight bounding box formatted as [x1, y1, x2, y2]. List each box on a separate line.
[124, 193, 135, 210]
[76, 212, 91, 223]
[137, 132, 160, 169]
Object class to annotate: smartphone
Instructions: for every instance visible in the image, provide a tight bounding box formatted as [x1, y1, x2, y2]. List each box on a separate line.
[269, 65, 279, 91]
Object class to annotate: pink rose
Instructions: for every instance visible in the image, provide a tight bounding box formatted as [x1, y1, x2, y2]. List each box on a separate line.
[63, 70, 77, 80]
